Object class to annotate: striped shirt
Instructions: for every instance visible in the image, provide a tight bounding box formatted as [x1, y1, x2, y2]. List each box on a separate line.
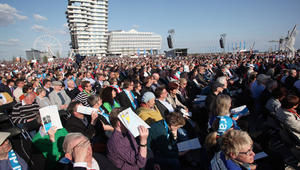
[11, 102, 40, 124]
[74, 90, 95, 107]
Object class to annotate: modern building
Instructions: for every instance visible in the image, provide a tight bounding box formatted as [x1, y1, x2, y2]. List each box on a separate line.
[107, 29, 162, 56]
[25, 49, 48, 61]
[66, 0, 108, 56]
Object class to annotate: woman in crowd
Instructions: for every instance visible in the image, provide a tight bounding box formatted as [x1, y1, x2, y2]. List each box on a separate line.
[275, 95, 300, 144]
[35, 87, 51, 108]
[210, 129, 256, 170]
[88, 95, 114, 136]
[166, 82, 188, 112]
[101, 87, 120, 113]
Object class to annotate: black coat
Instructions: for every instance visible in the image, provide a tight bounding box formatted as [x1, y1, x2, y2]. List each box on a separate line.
[155, 100, 169, 118]
[64, 115, 96, 139]
[117, 90, 138, 111]
[65, 88, 80, 100]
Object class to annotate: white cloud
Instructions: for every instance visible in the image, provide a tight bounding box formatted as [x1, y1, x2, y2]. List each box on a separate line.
[31, 24, 47, 32]
[33, 14, 48, 21]
[0, 3, 28, 26]
[0, 38, 20, 46]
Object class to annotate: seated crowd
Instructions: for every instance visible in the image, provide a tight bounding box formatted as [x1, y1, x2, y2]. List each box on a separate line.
[0, 53, 299, 170]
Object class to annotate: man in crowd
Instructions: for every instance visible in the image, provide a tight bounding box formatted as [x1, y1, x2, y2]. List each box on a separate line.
[117, 79, 138, 111]
[43, 79, 53, 97]
[59, 132, 118, 170]
[13, 79, 24, 102]
[11, 92, 39, 129]
[0, 132, 29, 170]
[65, 80, 80, 100]
[93, 73, 106, 95]
[64, 72, 75, 89]
[155, 86, 174, 118]
[65, 101, 98, 139]
[74, 81, 95, 107]
[205, 82, 225, 113]
[151, 73, 161, 92]
[49, 81, 71, 111]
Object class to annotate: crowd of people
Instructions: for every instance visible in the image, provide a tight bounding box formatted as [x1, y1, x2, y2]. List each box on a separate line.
[0, 52, 299, 170]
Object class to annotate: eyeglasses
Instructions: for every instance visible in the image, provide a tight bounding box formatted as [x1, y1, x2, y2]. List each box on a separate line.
[239, 145, 253, 156]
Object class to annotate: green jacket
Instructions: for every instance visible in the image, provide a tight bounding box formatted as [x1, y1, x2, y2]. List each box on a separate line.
[103, 101, 120, 113]
[32, 128, 68, 167]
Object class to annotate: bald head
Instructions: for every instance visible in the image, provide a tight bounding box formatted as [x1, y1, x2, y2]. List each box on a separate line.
[152, 73, 160, 81]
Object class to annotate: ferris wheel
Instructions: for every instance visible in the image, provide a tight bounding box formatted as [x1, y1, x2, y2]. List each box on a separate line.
[33, 34, 62, 57]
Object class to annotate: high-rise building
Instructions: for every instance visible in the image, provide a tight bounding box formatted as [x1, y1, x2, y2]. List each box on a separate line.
[66, 0, 108, 56]
[107, 29, 162, 56]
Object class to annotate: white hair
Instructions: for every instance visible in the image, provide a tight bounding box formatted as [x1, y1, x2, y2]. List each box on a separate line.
[62, 133, 87, 153]
[216, 76, 227, 85]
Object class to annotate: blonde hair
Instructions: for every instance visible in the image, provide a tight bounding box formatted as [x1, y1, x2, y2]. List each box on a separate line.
[220, 130, 253, 157]
[179, 78, 187, 85]
[205, 132, 218, 151]
[211, 94, 231, 116]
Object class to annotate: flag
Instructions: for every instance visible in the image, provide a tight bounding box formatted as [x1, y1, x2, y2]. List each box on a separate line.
[243, 41, 246, 50]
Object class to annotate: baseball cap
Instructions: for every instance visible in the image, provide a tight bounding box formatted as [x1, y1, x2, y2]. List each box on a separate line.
[0, 132, 10, 145]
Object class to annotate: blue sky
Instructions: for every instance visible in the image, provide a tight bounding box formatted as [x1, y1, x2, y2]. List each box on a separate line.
[0, 0, 300, 59]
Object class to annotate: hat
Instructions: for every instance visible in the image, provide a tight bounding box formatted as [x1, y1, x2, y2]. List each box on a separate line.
[52, 81, 62, 86]
[103, 81, 110, 86]
[0, 132, 10, 145]
[141, 92, 155, 103]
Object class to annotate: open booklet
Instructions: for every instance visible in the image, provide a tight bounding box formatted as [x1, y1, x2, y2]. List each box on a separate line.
[118, 107, 150, 138]
[77, 105, 99, 115]
[39, 105, 63, 133]
[230, 105, 249, 118]
[177, 138, 202, 152]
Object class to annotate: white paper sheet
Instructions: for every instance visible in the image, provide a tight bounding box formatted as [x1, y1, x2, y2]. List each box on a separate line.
[39, 105, 63, 131]
[180, 108, 192, 117]
[177, 138, 202, 152]
[77, 105, 98, 115]
[118, 107, 150, 137]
